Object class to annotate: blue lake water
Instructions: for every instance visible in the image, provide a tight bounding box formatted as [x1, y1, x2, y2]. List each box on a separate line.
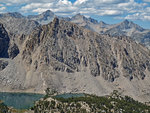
[0, 92, 44, 109]
[55, 93, 85, 98]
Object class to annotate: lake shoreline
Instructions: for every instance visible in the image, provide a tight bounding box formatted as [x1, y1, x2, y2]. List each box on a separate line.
[0, 92, 44, 109]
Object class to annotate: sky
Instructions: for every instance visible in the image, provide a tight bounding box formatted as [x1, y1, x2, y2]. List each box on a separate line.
[0, 0, 150, 29]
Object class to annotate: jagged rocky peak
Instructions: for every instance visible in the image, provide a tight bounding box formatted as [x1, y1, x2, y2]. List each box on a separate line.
[0, 14, 39, 35]
[123, 19, 129, 24]
[0, 12, 24, 18]
[42, 10, 55, 17]
[68, 14, 150, 49]
[71, 13, 99, 25]
[72, 13, 83, 18]
[71, 13, 86, 21]
[88, 17, 98, 24]
[0, 23, 9, 58]
[28, 10, 55, 19]
[119, 19, 144, 31]
[28, 10, 56, 25]
[21, 18, 150, 82]
[99, 21, 108, 28]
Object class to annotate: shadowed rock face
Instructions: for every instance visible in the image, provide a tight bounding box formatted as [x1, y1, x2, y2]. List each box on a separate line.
[0, 24, 9, 58]
[21, 18, 150, 82]
[8, 43, 19, 59]
[0, 60, 8, 71]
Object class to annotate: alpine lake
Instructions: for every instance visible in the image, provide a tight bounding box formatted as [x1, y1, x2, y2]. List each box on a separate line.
[0, 92, 84, 109]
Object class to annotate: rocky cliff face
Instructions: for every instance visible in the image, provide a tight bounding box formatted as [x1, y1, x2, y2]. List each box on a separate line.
[21, 18, 150, 81]
[0, 24, 9, 58]
[6, 18, 149, 102]
[0, 18, 150, 103]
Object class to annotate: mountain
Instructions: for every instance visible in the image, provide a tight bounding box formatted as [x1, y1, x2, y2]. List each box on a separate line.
[0, 10, 150, 102]
[22, 10, 150, 49]
[0, 12, 39, 35]
[0, 12, 24, 18]
[69, 13, 102, 32]
[28, 10, 56, 25]
[99, 21, 109, 28]
[0, 18, 150, 103]
[104, 20, 150, 48]
[68, 14, 150, 49]
[0, 12, 40, 59]
[70, 13, 98, 24]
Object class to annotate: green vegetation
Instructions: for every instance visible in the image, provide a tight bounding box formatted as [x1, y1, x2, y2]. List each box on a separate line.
[44, 88, 58, 99]
[0, 100, 9, 113]
[1, 90, 149, 113]
[34, 91, 150, 113]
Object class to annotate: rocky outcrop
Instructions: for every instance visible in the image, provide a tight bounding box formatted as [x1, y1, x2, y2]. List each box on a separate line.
[8, 43, 19, 59]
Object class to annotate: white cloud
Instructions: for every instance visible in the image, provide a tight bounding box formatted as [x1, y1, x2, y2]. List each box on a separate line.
[144, 16, 150, 20]
[120, 11, 150, 21]
[143, 0, 150, 2]
[74, 0, 88, 5]
[0, 0, 150, 21]
[0, 6, 6, 11]
[57, 0, 72, 6]
[0, 0, 56, 4]
[21, 3, 54, 12]
[20, 0, 130, 16]
[100, 10, 123, 16]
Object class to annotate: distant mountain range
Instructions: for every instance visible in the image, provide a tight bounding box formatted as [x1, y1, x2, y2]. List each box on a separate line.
[69, 14, 150, 49]
[0, 10, 149, 49]
[26, 11, 150, 49]
[0, 10, 150, 103]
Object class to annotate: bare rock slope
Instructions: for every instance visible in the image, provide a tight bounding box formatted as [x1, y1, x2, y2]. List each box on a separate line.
[0, 18, 150, 103]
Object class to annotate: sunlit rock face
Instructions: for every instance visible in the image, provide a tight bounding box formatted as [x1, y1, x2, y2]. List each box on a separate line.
[0, 18, 150, 103]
